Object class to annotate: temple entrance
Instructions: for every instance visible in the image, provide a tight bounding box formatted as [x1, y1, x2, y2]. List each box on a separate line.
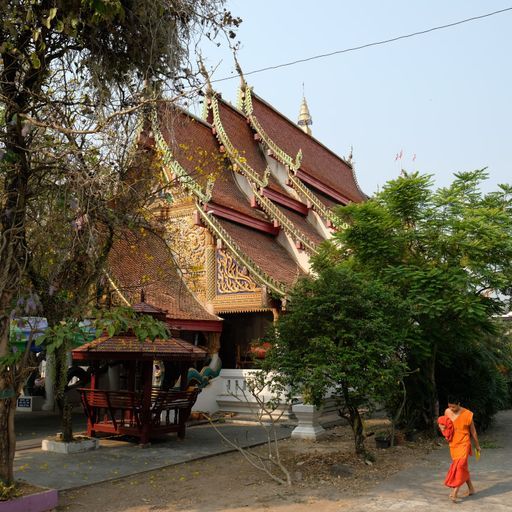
[219, 311, 274, 369]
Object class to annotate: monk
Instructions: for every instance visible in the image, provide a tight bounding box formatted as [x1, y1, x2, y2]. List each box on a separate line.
[439, 398, 481, 502]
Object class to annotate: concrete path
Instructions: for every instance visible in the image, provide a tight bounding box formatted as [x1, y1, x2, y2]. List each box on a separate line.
[347, 409, 512, 511]
[15, 410, 87, 450]
[14, 421, 292, 490]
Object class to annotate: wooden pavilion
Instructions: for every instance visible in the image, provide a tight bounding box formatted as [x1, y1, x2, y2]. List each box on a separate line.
[72, 328, 207, 445]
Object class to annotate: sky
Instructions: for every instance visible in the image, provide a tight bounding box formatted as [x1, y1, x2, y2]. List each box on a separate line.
[197, 0, 512, 196]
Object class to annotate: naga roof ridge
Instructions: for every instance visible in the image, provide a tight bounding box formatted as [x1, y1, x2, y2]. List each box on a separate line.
[249, 90, 354, 170]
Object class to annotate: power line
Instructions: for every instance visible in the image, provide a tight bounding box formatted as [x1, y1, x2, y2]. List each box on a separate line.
[211, 6, 512, 83]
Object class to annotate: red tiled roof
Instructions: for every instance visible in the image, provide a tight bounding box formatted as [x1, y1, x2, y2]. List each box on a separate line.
[250, 93, 365, 203]
[215, 100, 296, 197]
[157, 106, 267, 223]
[305, 184, 340, 210]
[214, 101, 268, 180]
[217, 218, 303, 287]
[108, 228, 219, 322]
[73, 335, 207, 361]
[214, 99, 325, 244]
[274, 204, 324, 245]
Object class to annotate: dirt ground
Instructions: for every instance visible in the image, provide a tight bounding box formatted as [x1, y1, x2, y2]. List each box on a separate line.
[58, 419, 436, 512]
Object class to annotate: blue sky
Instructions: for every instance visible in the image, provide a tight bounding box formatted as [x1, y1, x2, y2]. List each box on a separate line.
[198, 1, 512, 196]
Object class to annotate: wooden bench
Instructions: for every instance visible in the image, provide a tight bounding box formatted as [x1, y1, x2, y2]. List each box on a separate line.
[79, 387, 200, 442]
[150, 388, 200, 436]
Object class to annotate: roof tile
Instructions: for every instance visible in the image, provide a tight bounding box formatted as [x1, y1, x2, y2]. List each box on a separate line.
[217, 218, 303, 287]
[250, 93, 365, 203]
[108, 229, 219, 322]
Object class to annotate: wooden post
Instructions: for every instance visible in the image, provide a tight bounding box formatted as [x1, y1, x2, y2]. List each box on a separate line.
[178, 363, 189, 439]
[87, 364, 98, 437]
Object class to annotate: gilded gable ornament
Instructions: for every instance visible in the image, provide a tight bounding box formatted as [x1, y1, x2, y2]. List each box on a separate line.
[216, 249, 259, 294]
[165, 213, 207, 299]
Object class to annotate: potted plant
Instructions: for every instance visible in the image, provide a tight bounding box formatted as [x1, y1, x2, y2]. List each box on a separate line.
[405, 428, 419, 442]
[374, 430, 392, 449]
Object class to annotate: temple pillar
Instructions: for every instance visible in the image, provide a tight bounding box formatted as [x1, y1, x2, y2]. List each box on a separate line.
[205, 232, 216, 302]
[108, 364, 120, 391]
[42, 354, 55, 411]
[206, 332, 222, 373]
[207, 332, 221, 354]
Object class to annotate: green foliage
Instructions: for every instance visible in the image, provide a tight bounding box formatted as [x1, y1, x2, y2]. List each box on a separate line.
[0, 481, 20, 501]
[35, 306, 169, 354]
[1, 1, 239, 92]
[325, 170, 512, 430]
[437, 329, 512, 430]
[92, 306, 169, 341]
[261, 266, 411, 416]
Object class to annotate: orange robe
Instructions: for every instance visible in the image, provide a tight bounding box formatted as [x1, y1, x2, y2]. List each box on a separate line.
[444, 408, 473, 488]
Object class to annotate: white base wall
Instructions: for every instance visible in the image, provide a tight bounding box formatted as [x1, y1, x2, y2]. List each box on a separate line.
[192, 369, 344, 428]
[192, 376, 222, 415]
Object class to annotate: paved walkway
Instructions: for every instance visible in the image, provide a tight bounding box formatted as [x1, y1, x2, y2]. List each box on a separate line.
[347, 409, 512, 511]
[15, 410, 87, 450]
[14, 420, 292, 490]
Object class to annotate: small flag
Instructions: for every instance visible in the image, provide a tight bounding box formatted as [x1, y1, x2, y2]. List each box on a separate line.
[412, 153, 416, 162]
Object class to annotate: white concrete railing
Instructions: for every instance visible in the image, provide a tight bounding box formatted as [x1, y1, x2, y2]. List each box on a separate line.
[216, 369, 292, 419]
[193, 369, 344, 428]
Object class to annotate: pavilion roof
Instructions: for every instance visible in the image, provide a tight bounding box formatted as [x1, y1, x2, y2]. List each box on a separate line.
[72, 335, 208, 362]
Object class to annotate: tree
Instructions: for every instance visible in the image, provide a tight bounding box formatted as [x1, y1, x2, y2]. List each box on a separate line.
[320, 170, 512, 431]
[0, 0, 240, 485]
[261, 266, 411, 456]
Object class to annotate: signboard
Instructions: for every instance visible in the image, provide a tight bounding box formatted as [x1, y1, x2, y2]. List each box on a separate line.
[16, 395, 44, 412]
[17, 397, 33, 409]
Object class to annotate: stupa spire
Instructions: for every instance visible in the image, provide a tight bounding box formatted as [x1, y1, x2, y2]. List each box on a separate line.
[297, 85, 313, 135]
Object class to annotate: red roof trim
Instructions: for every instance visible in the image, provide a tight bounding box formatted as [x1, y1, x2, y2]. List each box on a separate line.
[296, 169, 350, 205]
[167, 318, 223, 333]
[204, 202, 280, 235]
[261, 188, 309, 215]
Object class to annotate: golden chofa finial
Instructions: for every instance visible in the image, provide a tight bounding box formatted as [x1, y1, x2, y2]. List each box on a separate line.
[297, 95, 313, 135]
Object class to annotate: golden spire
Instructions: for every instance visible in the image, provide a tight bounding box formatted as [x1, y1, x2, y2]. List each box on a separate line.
[297, 95, 313, 135]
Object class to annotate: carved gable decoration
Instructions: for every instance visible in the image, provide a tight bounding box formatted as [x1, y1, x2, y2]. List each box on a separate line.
[216, 249, 259, 294]
[165, 213, 207, 300]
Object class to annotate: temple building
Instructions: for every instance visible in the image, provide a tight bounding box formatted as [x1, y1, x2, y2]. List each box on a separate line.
[105, 82, 366, 382]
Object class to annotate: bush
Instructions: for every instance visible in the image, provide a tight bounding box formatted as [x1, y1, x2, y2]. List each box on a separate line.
[436, 332, 512, 430]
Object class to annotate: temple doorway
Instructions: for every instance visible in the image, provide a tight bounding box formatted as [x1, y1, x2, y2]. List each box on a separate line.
[219, 311, 274, 368]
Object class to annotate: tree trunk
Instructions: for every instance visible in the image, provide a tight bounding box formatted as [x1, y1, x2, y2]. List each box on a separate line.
[61, 399, 74, 443]
[347, 403, 366, 456]
[54, 344, 74, 443]
[0, 394, 16, 485]
[341, 386, 367, 456]
[0, 317, 16, 485]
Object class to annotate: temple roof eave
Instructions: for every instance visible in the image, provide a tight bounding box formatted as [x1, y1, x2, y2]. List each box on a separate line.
[241, 87, 366, 204]
[208, 95, 320, 254]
